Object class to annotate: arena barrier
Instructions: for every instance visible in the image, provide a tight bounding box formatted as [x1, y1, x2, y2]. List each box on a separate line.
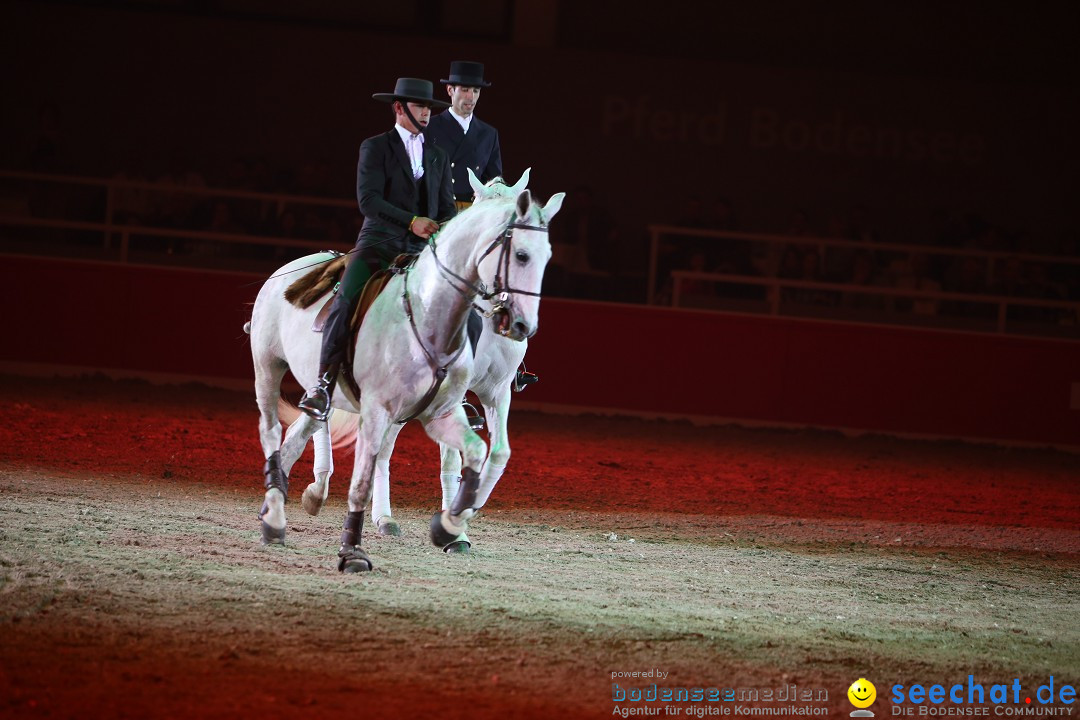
[2, 255, 1077, 448]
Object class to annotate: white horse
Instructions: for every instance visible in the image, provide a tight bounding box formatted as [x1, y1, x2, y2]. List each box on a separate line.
[248, 184, 564, 572]
[286, 170, 539, 552]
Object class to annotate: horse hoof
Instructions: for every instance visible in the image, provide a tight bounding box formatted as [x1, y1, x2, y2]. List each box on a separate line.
[301, 486, 324, 516]
[341, 558, 372, 573]
[429, 511, 462, 547]
[260, 520, 286, 545]
[337, 545, 373, 573]
[377, 516, 401, 536]
[443, 538, 471, 554]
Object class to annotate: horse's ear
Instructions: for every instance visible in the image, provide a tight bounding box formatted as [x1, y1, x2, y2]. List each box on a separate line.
[468, 167, 484, 197]
[510, 167, 531, 196]
[541, 192, 566, 222]
[515, 189, 532, 219]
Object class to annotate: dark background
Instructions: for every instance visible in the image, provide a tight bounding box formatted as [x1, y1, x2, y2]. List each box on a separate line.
[3, 0, 1077, 267]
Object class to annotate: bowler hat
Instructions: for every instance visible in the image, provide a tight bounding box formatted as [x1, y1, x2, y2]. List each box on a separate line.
[440, 61, 491, 88]
[372, 78, 450, 108]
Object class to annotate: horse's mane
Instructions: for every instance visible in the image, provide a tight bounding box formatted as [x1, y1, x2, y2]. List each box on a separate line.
[435, 190, 546, 248]
[433, 194, 517, 247]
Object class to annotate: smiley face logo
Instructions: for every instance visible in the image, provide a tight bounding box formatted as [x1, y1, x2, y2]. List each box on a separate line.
[848, 678, 877, 709]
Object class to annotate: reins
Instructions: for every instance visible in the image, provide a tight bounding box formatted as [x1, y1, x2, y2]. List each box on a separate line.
[394, 212, 547, 424]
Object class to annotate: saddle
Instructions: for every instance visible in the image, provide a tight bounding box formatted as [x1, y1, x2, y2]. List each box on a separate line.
[284, 252, 418, 402]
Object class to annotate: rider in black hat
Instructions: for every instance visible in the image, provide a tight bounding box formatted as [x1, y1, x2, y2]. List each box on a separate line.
[427, 62, 537, 394]
[297, 78, 456, 421]
[425, 61, 503, 212]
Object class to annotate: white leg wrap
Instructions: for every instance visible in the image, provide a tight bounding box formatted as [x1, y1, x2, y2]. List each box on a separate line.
[474, 462, 506, 509]
[312, 427, 333, 479]
[371, 470, 391, 522]
[440, 472, 461, 511]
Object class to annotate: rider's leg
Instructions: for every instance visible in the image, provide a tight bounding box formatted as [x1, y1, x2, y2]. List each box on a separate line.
[298, 254, 372, 421]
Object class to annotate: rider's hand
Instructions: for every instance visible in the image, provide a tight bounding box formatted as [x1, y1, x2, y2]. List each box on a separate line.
[410, 217, 440, 239]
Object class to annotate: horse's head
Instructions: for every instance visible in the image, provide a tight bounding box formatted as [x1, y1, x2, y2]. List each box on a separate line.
[477, 187, 565, 342]
[468, 167, 531, 204]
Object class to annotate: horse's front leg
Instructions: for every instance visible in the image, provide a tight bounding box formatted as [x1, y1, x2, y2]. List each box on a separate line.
[370, 424, 404, 536]
[301, 419, 334, 516]
[436, 441, 469, 552]
[337, 411, 392, 573]
[438, 441, 463, 511]
[474, 384, 513, 509]
[423, 406, 488, 548]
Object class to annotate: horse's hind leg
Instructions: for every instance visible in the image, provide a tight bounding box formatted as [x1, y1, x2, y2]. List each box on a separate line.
[260, 408, 319, 544]
[302, 420, 334, 516]
[254, 357, 291, 544]
[370, 424, 403, 536]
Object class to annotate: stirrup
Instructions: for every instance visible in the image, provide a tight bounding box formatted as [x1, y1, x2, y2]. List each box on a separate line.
[513, 367, 539, 393]
[462, 400, 485, 431]
[298, 372, 334, 422]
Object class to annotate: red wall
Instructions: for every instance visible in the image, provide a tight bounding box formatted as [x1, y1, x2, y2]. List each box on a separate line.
[2, 256, 1077, 447]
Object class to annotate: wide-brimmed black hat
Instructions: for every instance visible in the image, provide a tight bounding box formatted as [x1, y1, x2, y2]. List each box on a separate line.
[372, 78, 450, 108]
[440, 61, 491, 88]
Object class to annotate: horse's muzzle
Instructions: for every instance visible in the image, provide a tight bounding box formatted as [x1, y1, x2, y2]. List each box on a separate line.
[492, 309, 534, 341]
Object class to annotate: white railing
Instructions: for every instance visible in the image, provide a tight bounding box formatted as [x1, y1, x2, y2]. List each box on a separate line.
[649, 224, 1080, 339]
[0, 169, 356, 265]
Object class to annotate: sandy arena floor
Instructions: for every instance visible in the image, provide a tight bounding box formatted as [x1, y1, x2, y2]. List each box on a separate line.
[0, 374, 1077, 719]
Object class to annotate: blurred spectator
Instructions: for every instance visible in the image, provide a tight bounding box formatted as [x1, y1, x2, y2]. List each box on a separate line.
[943, 255, 993, 318]
[781, 247, 834, 307]
[207, 200, 245, 234]
[190, 199, 246, 258]
[777, 245, 803, 280]
[1049, 234, 1080, 300]
[152, 162, 207, 229]
[889, 252, 941, 316]
[25, 102, 74, 227]
[990, 256, 1031, 297]
[678, 249, 715, 300]
[708, 196, 738, 231]
[841, 250, 886, 311]
[553, 185, 618, 275]
[110, 167, 153, 224]
[824, 204, 880, 281]
[674, 196, 708, 229]
[785, 208, 812, 237]
[758, 208, 812, 277]
[24, 102, 70, 173]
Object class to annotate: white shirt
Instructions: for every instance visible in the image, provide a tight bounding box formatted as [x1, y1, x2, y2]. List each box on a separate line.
[394, 123, 424, 179]
[449, 108, 473, 134]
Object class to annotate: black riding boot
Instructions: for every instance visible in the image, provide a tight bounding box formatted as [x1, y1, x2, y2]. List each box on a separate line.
[299, 262, 363, 422]
[298, 363, 340, 421]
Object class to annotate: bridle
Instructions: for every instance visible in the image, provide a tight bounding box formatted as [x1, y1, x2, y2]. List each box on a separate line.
[428, 214, 548, 323]
[392, 211, 547, 424]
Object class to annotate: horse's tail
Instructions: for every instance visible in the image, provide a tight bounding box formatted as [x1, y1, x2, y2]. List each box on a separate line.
[276, 398, 359, 451]
[328, 411, 361, 450]
[283, 255, 348, 308]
